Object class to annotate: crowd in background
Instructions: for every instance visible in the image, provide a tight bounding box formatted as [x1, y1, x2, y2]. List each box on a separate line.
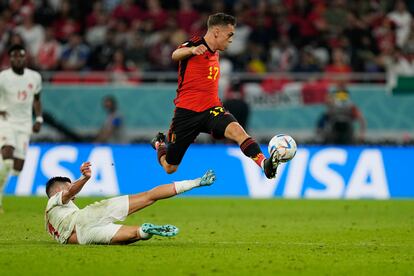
[0, 0, 414, 76]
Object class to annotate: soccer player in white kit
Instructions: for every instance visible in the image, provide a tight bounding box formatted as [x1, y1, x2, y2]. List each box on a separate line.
[0, 44, 43, 213]
[45, 161, 216, 245]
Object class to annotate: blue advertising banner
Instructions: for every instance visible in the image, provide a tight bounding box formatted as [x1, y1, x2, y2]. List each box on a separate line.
[4, 144, 414, 198]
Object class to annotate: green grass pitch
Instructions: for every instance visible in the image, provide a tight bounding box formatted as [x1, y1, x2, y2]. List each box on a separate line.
[0, 196, 413, 275]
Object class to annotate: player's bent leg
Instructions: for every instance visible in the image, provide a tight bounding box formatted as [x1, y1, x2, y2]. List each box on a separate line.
[224, 122, 249, 144]
[224, 122, 279, 179]
[110, 225, 141, 245]
[162, 161, 178, 174]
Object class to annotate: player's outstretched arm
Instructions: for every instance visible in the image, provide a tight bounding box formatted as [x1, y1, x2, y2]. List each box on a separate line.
[61, 162, 91, 204]
[172, 45, 208, 61]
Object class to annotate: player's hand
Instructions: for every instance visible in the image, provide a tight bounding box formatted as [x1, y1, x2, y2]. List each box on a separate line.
[0, 111, 8, 120]
[191, 45, 208, 55]
[33, 122, 42, 133]
[80, 162, 92, 179]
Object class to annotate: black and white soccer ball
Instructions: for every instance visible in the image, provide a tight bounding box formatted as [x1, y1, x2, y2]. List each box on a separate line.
[268, 134, 297, 163]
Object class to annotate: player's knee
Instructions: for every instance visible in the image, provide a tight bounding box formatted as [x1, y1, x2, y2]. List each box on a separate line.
[225, 122, 248, 141]
[164, 164, 178, 174]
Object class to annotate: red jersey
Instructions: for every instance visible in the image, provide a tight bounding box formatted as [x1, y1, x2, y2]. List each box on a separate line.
[174, 36, 222, 112]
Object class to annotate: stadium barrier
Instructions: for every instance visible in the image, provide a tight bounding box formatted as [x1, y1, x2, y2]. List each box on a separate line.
[38, 84, 414, 142]
[4, 144, 413, 199]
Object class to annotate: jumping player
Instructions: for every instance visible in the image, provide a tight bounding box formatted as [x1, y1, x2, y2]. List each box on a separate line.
[151, 13, 280, 179]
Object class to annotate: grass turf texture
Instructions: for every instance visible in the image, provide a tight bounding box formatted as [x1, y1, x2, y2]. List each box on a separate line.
[0, 197, 412, 275]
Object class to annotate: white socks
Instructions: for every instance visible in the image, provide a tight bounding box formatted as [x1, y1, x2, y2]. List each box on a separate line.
[0, 159, 13, 207]
[138, 227, 151, 240]
[174, 178, 201, 194]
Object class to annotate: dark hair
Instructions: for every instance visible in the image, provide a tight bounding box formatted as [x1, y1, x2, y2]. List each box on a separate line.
[103, 95, 117, 109]
[207, 13, 236, 28]
[8, 44, 25, 55]
[45, 176, 71, 197]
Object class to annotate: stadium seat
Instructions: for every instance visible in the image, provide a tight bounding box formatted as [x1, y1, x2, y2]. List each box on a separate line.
[301, 80, 329, 104]
[83, 72, 110, 84]
[261, 77, 292, 94]
[51, 72, 82, 84]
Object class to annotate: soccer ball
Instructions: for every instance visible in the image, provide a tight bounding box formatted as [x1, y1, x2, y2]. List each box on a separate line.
[268, 134, 297, 163]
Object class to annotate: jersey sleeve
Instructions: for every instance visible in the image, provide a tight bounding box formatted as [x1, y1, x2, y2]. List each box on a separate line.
[45, 191, 63, 213]
[33, 71, 42, 94]
[177, 40, 194, 49]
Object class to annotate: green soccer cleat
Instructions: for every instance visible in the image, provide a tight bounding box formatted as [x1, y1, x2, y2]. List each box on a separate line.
[141, 223, 179, 237]
[199, 170, 216, 186]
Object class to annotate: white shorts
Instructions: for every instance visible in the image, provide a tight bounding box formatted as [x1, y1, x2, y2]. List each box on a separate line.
[0, 126, 30, 160]
[75, 195, 129, 245]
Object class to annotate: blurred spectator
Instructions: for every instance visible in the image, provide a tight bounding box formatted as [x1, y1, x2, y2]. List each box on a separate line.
[292, 47, 321, 72]
[145, 0, 169, 31]
[15, 12, 44, 57]
[176, 0, 200, 34]
[223, 80, 250, 130]
[0, 0, 410, 75]
[89, 30, 117, 70]
[85, 13, 108, 48]
[373, 17, 397, 56]
[225, 9, 251, 70]
[0, 32, 28, 69]
[95, 95, 125, 143]
[86, 1, 106, 28]
[34, 0, 56, 27]
[53, 1, 81, 43]
[111, 0, 143, 24]
[323, 0, 348, 34]
[324, 48, 352, 83]
[36, 27, 61, 70]
[60, 33, 90, 71]
[102, 0, 122, 13]
[289, 0, 324, 47]
[267, 35, 297, 72]
[125, 33, 149, 70]
[381, 47, 414, 91]
[316, 82, 366, 144]
[387, 0, 412, 48]
[107, 48, 139, 84]
[0, 18, 10, 57]
[148, 19, 185, 71]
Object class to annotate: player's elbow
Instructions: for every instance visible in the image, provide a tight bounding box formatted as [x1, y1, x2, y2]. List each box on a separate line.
[171, 52, 180, 62]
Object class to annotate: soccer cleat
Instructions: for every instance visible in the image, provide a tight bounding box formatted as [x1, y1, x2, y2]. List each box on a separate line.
[199, 170, 216, 186]
[141, 223, 179, 237]
[150, 132, 166, 150]
[263, 150, 280, 179]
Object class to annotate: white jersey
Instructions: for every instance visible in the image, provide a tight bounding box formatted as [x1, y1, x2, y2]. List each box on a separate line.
[0, 68, 42, 133]
[45, 192, 79, 244]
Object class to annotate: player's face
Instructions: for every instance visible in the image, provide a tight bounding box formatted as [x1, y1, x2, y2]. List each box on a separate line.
[10, 49, 26, 70]
[216, 24, 235, 51]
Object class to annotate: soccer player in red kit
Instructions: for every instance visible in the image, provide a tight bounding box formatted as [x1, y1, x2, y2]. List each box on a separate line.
[151, 13, 280, 179]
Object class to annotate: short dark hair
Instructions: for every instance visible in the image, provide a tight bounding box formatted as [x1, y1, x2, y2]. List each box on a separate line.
[45, 176, 71, 197]
[8, 44, 25, 55]
[207, 13, 236, 28]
